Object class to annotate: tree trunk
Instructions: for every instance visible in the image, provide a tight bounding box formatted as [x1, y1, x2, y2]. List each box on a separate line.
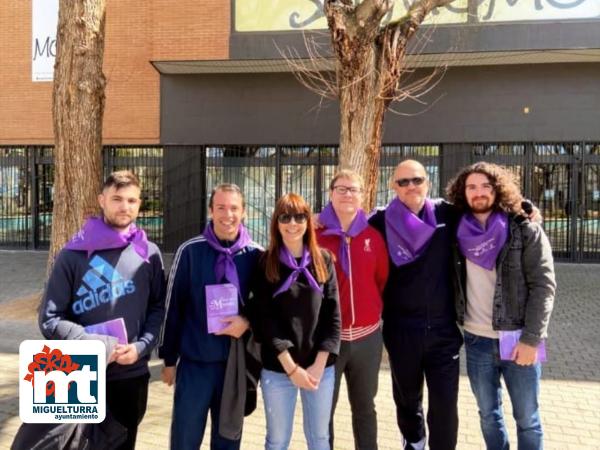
[49, 0, 107, 272]
[337, 67, 387, 211]
[326, 1, 391, 211]
[325, 0, 457, 210]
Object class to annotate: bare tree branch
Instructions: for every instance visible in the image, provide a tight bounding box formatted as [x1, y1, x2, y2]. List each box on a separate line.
[287, 0, 459, 208]
[355, 0, 393, 34]
[276, 33, 338, 100]
[392, 0, 457, 44]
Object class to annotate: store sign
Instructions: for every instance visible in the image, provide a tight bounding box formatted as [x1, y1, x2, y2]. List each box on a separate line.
[235, 0, 599, 32]
[235, 0, 468, 32]
[32, 0, 59, 82]
[479, 0, 599, 22]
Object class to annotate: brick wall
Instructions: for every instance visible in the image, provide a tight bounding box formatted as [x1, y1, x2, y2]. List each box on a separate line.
[0, 1, 53, 144]
[0, 0, 230, 145]
[152, 0, 230, 61]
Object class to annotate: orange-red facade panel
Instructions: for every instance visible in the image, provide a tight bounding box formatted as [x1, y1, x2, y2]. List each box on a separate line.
[0, 0, 230, 145]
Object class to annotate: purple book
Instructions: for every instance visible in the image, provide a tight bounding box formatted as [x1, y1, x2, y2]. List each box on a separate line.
[205, 283, 239, 334]
[84, 317, 128, 345]
[499, 330, 547, 363]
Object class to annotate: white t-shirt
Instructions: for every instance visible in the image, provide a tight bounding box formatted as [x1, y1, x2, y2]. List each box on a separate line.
[464, 259, 499, 339]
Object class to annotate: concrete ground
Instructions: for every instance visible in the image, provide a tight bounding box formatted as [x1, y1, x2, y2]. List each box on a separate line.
[0, 250, 598, 449]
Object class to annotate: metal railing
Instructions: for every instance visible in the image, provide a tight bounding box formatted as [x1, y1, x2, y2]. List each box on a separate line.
[0, 146, 163, 248]
[2, 143, 599, 262]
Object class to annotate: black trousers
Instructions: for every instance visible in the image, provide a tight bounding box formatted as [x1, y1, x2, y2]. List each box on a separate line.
[383, 324, 462, 450]
[330, 329, 383, 450]
[106, 373, 150, 450]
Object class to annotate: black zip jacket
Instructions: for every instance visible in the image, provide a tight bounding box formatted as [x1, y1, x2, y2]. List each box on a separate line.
[369, 199, 461, 329]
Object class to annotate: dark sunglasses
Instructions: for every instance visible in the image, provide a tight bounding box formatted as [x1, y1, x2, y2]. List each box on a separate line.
[395, 177, 426, 188]
[277, 213, 308, 224]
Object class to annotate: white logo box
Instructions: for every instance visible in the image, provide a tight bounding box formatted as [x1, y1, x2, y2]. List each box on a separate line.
[19, 340, 106, 423]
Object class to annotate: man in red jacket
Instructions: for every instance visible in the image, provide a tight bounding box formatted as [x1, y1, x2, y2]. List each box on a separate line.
[317, 169, 389, 450]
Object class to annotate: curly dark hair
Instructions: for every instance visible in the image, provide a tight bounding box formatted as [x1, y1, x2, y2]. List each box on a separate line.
[446, 162, 524, 214]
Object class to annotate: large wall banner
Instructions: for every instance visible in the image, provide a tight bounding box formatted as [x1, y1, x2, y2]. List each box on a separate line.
[478, 0, 600, 22]
[235, 0, 468, 32]
[235, 0, 599, 32]
[32, 0, 59, 82]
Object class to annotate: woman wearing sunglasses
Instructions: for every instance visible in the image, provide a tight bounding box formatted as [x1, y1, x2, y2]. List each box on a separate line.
[250, 193, 341, 450]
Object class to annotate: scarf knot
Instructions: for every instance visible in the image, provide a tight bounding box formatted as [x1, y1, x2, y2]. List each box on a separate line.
[203, 222, 251, 295]
[320, 202, 369, 276]
[65, 217, 149, 261]
[273, 246, 323, 298]
[457, 212, 508, 270]
[384, 198, 437, 266]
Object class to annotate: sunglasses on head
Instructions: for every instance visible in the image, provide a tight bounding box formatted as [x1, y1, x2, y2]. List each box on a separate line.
[395, 177, 426, 188]
[277, 213, 308, 224]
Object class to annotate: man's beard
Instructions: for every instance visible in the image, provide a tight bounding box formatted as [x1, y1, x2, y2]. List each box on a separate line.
[104, 215, 134, 230]
[469, 198, 494, 214]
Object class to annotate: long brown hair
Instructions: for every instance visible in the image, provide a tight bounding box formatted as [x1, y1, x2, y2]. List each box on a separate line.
[265, 193, 328, 284]
[446, 162, 524, 214]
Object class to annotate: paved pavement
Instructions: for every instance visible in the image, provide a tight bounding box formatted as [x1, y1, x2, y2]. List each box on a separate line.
[0, 251, 598, 449]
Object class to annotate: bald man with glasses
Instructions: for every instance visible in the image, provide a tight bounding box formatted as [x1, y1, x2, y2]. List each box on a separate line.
[368, 160, 463, 450]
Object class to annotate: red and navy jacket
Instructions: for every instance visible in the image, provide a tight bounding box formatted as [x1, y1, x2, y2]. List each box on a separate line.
[317, 225, 388, 341]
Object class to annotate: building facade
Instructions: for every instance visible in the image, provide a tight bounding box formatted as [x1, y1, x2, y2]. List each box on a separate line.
[1, 0, 599, 260]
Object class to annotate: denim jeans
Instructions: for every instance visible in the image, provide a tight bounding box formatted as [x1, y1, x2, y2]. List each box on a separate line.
[464, 331, 543, 450]
[261, 366, 335, 450]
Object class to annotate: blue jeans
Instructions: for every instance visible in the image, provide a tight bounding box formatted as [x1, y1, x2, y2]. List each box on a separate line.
[464, 331, 543, 450]
[261, 366, 335, 450]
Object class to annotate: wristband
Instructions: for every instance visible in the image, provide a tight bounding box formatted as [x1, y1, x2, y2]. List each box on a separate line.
[286, 364, 299, 377]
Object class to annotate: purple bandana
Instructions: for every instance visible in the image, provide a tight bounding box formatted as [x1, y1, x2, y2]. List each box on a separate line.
[273, 246, 323, 298]
[385, 198, 437, 266]
[203, 221, 251, 293]
[65, 217, 149, 261]
[457, 212, 508, 270]
[320, 202, 369, 276]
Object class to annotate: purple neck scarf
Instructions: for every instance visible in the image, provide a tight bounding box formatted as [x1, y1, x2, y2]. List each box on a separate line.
[320, 202, 369, 276]
[385, 198, 437, 267]
[457, 211, 508, 270]
[65, 217, 149, 261]
[203, 221, 251, 292]
[273, 246, 323, 298]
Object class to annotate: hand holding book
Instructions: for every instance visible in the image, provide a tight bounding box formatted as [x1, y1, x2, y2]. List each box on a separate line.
[499, 329, 546, 364]
[205, 283, 239, 334]
[84, 318, 128, 345]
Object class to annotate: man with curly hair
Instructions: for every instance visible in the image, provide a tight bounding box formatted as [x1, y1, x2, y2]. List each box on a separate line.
[446, 162, 556, 450]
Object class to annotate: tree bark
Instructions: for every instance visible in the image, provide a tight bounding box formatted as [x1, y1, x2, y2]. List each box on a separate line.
[325, 0, 456, 210]
[49, 0, 107, 272]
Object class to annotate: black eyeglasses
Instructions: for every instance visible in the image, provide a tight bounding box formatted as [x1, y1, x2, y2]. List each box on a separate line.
[277, 213, 308, 224]
[395, 177, 426, 188]
[332, 185, 363, 195]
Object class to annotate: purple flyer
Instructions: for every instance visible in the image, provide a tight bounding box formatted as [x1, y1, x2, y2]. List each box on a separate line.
[499, 330, 547, 363]
[84, 317, 128, 345]
[205, 283, 239, 334]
